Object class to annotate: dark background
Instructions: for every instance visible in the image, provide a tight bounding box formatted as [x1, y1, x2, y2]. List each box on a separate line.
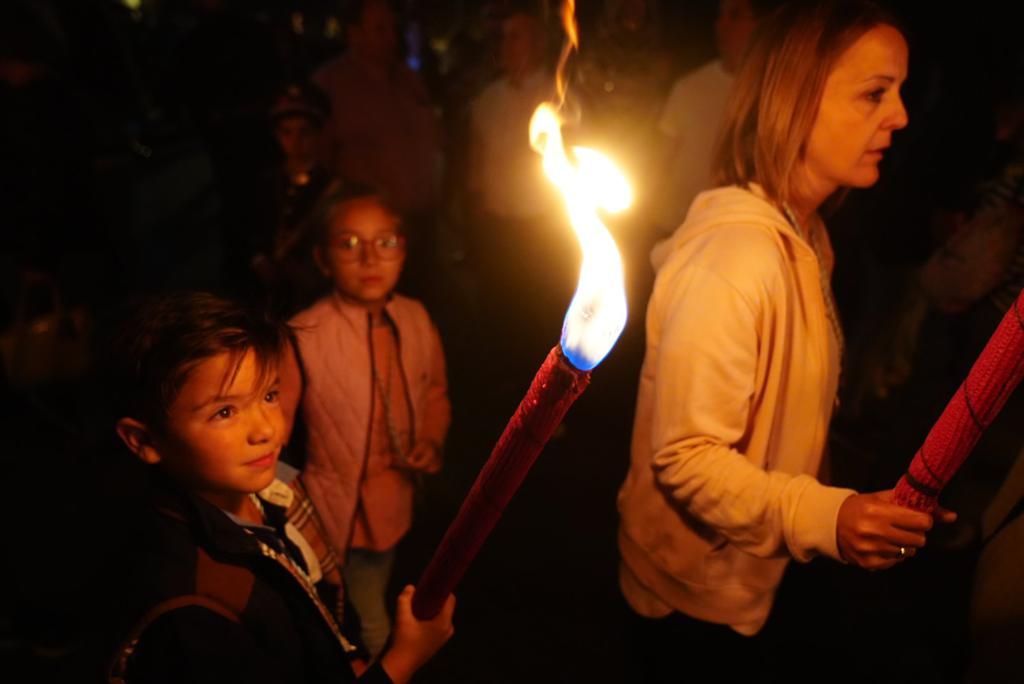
[1, 1, 1022, 682]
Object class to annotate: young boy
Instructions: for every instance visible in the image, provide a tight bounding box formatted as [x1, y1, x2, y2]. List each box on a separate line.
[241, 82, 334, 314]
[107, 292, 454, 684]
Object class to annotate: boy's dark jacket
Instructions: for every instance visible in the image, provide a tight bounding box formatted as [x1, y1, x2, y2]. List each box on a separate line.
[109, 477, 391, 684]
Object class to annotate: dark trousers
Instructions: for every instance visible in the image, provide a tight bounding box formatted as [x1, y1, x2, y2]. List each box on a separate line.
[624, 606, 770, 684]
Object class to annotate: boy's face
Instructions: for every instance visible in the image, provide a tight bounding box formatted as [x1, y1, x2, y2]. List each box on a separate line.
[274, 115, 321, 169]
[316, 197, 405, 313]
[120, 350, 285, 513]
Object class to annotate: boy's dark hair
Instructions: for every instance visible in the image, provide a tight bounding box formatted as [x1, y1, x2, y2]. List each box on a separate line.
[310, 180, 403, 248]
[269, 81, 331, 127]
[108, 292, 288, 430]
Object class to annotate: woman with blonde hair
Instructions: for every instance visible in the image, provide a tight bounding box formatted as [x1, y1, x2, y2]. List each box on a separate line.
[617, 1, 955, 678]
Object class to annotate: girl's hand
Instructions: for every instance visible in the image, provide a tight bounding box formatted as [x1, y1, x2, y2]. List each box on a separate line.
[379, 586, 455, 684]
[405, 441, 442, 474]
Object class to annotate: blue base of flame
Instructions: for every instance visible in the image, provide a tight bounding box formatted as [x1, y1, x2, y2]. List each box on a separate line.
[560, 306, 626, 371]
[561, 345, 599, 371]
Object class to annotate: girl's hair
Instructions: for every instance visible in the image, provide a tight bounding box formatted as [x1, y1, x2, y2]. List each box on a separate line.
[107, 292, 288, 431]
[711, 0, 903, 208]
[310, 180, 402, 248]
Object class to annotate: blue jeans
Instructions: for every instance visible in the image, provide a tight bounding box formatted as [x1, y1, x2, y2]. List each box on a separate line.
[343, 547, 396, 659]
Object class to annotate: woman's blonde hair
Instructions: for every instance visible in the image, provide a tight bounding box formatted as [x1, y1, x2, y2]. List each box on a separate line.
[711, 0, 903, 208]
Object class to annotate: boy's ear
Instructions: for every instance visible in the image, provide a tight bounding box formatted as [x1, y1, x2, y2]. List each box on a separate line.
[116, 417, 163, 465]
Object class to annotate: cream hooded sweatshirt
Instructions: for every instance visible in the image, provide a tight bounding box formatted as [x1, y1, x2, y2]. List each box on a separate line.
[617, 184, 856, 635]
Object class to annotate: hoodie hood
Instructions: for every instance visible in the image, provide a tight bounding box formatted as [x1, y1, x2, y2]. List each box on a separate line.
[650, 184, 815, 272]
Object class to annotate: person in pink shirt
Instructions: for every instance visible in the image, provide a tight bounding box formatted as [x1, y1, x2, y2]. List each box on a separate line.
[312, 0, 441, 296]
[290, 182, 450, 659]
[312, 0, 440, 220]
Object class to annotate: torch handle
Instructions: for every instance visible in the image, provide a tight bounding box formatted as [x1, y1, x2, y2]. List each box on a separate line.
[894, 288, 1024, 511]
[412, 346, 590, 620]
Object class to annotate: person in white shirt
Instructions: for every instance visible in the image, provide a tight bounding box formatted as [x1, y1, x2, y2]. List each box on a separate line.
[468, 7, 556, 222]
[651, 0, 771, 235]
[464, 6, 572, 371]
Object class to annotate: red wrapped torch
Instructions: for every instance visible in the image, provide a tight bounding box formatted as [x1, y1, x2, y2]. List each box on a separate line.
[412, 102, 633, 619]
[894, 288, 1024, 512]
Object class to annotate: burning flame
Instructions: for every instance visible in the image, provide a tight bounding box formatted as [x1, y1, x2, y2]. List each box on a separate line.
[554, 0, 578, 108]
[530, 103, 631, 371]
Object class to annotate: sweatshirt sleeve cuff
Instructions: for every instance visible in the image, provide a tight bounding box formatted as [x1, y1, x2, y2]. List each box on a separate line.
[791, 481, 857, 562]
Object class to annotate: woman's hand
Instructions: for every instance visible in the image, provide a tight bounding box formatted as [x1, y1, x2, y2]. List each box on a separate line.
[836, 489, 956, 570]
[378, 586, 455, 684]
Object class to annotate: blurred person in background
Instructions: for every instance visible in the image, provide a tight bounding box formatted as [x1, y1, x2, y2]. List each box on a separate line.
[241, 82, 335, 318]
[313, 0, 441, 297]
[464, 3, 570, 374]
[649, 0, 778, 240]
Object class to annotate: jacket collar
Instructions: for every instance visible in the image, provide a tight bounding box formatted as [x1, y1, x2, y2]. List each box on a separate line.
[652, 183, 821, 271]
[328, 290, 401, 329]
[150, 476, 289, 557]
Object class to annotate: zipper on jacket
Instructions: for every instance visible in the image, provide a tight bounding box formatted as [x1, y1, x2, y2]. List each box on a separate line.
[389, 313, 418, 448]
[251, 536, 358, 654]
[342, 312, 379, 553]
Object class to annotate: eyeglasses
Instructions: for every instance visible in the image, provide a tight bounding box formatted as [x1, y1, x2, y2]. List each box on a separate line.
[330, 234, 406, 262]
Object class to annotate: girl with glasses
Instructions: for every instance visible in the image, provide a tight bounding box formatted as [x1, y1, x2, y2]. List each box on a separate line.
[290, 182, 451, 660]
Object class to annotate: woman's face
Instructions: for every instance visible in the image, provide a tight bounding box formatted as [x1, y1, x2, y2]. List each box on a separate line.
[802, 24, 909, 199]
